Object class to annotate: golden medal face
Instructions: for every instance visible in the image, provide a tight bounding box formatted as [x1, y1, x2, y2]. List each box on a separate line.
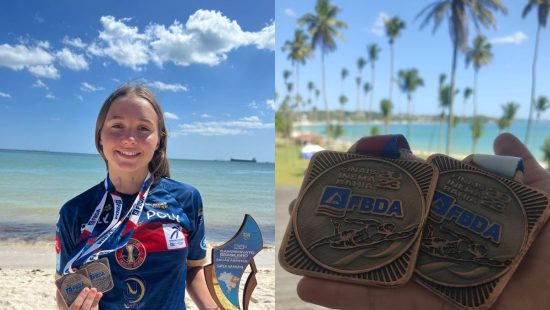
[293, 156, 425, 274]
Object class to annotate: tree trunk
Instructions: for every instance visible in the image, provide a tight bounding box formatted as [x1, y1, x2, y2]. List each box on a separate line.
[447, 42, 458, 155]
[525, 24, 541, 145]
[322, 52, 330, 145]
[407, 93, 412, 139]
[369, 63, 375, 123]
[471, 70, 478, 154]
[389, 43, 394, 103]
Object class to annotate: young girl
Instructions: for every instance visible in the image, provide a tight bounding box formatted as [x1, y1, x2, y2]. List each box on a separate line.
[55, 85, 219, 310]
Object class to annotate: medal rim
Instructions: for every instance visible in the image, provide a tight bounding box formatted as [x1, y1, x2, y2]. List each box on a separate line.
[293, 156, 426, 274]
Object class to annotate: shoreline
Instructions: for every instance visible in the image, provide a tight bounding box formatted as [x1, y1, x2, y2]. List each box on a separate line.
[0, 240, 274, 310]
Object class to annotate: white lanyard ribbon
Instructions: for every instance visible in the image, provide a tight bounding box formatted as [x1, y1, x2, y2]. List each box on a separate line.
[62, 172, 153, 275]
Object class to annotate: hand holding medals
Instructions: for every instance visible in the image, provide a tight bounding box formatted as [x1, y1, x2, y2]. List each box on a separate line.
[281, 134, 550, 309]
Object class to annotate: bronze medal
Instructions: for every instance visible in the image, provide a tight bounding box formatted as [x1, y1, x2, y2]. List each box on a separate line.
[56, 268, 92, 307]
[415, 154, 550, 309]
[85, 257, 114, 293]
[279, 150, 438, 286]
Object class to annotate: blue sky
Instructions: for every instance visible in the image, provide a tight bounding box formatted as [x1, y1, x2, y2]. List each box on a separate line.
[0, 0, 275, 162]
[276, 0, 550, 120]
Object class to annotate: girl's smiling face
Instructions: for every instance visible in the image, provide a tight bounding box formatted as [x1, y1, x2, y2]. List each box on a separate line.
[99, 94, 160, 177]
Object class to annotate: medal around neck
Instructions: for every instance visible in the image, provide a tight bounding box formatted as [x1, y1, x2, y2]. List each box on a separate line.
[204, 214, 263, 310]
[415, 154, 550, 309]
[279, 148, 438, 286]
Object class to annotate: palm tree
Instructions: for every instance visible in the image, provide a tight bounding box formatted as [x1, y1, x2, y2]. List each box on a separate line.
[417, 0, 507, 155]
[384, 16, 406, 105]
[534, 95, 549, 142]
[363, 82, 372, 120]
[314, 88, 321, 121]
[523, 0, 549, 144]
[340, 67, 349, 94]
[299, 0, 347, 143]
[356, 57, 367, 114]
[497, 101, 520, 133]
[462, 87, 473, 121]
[543, 137, 550, 168]
[367, 43, 381, 122]
[471, 117, 484, 153]
[307, 81, 316, 117]
[282, 30, 312, 114]
[439, 83, 459, 151]
[398, 69, 424, 139]
[465, 35, 493, 119]
[339, 94, 348, 122]
[380, 99, 393, 133]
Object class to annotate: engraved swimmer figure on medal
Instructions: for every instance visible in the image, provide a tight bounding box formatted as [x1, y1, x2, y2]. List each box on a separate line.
[308, 218, 417, 252]
[421, 223, 512, 268]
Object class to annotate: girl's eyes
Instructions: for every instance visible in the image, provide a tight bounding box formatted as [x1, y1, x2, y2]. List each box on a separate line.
[109, 123, 152, 132]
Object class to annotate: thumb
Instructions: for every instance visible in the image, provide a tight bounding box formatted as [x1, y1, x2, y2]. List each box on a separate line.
[493, 133, 547, 185]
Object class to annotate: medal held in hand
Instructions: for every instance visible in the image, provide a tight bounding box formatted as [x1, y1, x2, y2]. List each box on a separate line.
[415, 154, 550, 309]
[204, 214, 263, 310]
[56, 268, 92, 307]
[56, 258, 114, 307]
[279, 135, 439, 286]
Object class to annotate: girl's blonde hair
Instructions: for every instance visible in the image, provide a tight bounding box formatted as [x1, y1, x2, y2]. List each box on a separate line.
[95, 84, 170, 179]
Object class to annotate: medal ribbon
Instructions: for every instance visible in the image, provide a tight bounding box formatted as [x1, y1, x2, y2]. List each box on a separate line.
[352, 134, 412, 158]
[62, 172, 153, 275]
[468, 154, 524, 179]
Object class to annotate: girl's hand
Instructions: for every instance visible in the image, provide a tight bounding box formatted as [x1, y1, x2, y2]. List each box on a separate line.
[68, 288, 102, 310]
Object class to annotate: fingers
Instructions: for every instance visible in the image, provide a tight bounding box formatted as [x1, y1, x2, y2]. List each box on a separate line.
[493, 133, 539, 169]
[69, 288, 102, 310]
[297, 277, 450, 310]
[493, 133, 549, 186]
[91, 291, 102, 309]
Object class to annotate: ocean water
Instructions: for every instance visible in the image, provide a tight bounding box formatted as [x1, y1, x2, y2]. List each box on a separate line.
[301, 119, 550, 160]
[0, 150, 274, 245]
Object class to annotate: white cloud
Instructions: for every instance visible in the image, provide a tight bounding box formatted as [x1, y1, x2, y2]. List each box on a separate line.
[490, 31, 528, 45]
[266, 99, 275, 110]
[0, 92, 11, 98]
[45, 92, 56, 99]
[32, 79, 48, 89]
[201, 113, 212, 118]
[164, 112, 179, 120]
[371, 12, 389, 37]
[148, 80, 187, 92]
[88, 15, 149, 70]
[76, 95, 83, 101]
[56, 48, 89, 70]
[28, 64, 59, 79]
[240, 116, 260, 122]
[34, 14, 45, 23]
[175, 116, 273, 136]
[248, 100, 258, 109]
[80, 82, 104, 92]
[284, 8, 296, 17]
[62, 36, 86, 49]
[147, 10, 274, 67]
[0, 43, 59, 78]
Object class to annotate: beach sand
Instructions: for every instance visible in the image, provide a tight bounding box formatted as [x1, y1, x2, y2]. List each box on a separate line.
[0, 241, 274, 309]
[276, 188, 326, 310]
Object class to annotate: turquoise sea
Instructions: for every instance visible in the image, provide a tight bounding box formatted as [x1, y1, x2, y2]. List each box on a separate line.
[0, 150, 274, 246]
[301, 119, 550, 161]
